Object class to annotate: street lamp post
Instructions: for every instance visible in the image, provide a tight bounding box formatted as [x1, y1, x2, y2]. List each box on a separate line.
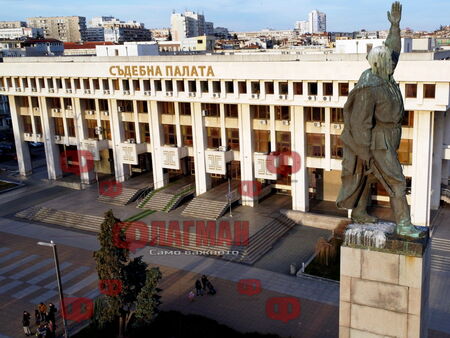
[37, 240, 69, 338]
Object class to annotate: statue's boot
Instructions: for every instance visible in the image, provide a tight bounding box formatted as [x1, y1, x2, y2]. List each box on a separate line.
[351, 182, 378, 224]
[391, 196, 426, 239]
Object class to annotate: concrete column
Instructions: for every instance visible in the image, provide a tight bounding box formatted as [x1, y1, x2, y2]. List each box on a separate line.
[174, 101, 182, 147]
[239, 103, 255, 206]
[73, 98, 95, 184]
[39, 97, 62, 180]
[442, 111, 450, 185]
[148, 100, 166, 189]
[132, 100, 141, 144]
[220, 103, 226, 147]
[291, 106, 309, 212]
[324, 107, 331, 171]
[109, 99, 130, 183]
[192, 101, 211, 195]
[9, 95, 32, 176]
[431, 111, 445, 209]
[270, 105, 276, 152]
[411, 110, 434, 226]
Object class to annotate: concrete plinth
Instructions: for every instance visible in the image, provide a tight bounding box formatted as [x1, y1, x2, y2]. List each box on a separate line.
[339, 234, 430, 338]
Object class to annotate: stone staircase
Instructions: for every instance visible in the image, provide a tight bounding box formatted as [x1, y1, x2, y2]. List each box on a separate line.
[98, 186, 150, 206]
[181, 198, 229, 220]
[138, 184, 195, 212]
[223, 213, 297, 265]
[15, 206, 103, 232]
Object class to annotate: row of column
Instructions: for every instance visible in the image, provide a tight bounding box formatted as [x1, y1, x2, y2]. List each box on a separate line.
[9, 94, 444, 226]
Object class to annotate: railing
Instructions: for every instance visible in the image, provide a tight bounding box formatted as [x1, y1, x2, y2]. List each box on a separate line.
[163, 183, 196, 212]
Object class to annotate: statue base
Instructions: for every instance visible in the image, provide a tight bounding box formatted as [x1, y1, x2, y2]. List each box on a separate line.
[340, 223, 430, 338]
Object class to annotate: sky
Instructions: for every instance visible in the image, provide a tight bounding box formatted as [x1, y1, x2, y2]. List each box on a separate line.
[0, 0, 448, 32]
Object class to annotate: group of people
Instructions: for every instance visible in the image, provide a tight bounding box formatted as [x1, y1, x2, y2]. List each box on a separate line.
[189, 275, 216, 301]
[22, 302, 57, 337]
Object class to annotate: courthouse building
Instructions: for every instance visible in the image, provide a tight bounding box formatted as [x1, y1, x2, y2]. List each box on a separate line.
[0, 53, 449, 226]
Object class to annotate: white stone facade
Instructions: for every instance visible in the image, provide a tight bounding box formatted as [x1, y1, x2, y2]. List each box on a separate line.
[0, 54, 448, 226]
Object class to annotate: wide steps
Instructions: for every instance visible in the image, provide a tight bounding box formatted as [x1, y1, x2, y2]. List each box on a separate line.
[223, 214, 296, 265]
[182, 198, 229, 220]
[143, 192, 174, 211]
[15, 206, 103, 232]
[97, 187, 144, 206]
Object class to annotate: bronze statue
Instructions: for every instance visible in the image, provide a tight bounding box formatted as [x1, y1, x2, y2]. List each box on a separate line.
[336, 2, 425, 239]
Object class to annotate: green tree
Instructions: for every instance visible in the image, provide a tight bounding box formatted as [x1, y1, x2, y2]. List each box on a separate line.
[134, 267, 162, 326]
[93, 210, 160, 337]
[167, 31, 172, 41]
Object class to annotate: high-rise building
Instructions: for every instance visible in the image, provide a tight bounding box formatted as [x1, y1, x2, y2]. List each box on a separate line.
[308, 10, 326, 33]
[295, 20, 309, 34]
[86, 17, 151, 43]
[27, 16, 87, 42]
[170, 11, 213, 41]
[0, 21, 26, 29]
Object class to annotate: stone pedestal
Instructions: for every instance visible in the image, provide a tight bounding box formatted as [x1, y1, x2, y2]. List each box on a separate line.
[339, 234, 430, 338]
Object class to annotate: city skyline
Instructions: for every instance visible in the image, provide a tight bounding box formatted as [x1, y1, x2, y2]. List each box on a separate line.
[0, 0, 448, 32]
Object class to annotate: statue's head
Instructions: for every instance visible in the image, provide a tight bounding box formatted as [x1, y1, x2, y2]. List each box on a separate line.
[367, 45, 397, 80]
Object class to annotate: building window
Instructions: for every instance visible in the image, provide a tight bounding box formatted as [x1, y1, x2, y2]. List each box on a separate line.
[34, 117, 42, 134]
[177, 80, 185, 92]
[305, 106, 325, 122]
[279, 82, 288, 95]
[397, 139, 412, 165]
[251, 81, 260, 94]
[401, 110, 414, 127]
[67, 118, 76, 137]
[225, 81, 234, 93]
[308, 82, 318, 96]
[22, 116, 32, 134]
[275, 106, 290, 120]
[212, 81, 221, 93]
[179, 102, 191, 115]
[226, 128, 239, 150]
[423, 84, 435, 99]
[206, 127, 221, 148]
[307, 133, 325, 157]
[276, 131, 291, 152]
[323, 82, 333, 96]
[201, 103, 220, 117]
[294, 82, 303, 95]
[140, 123, 150, 143]
[225, 104, 238, 118]
[87, 119, 98, 139]
[331, 108, 344, 123]
[101, 120, 111, 140]
[93, 79, 100, 90]
[163, 124, 176, 145]
[405, 84, 417, 98]
[54, 117, 64, 136]
[188, 80, 196, 93]
[117, 100, 132, 113]
[200, 81, 208, 93]
[154, 80, 162, 91]
[265, 82, 274, 94]
[181, 125, 193, 146]
[238, 81, 247, 94]
[158, 101, 175, 115]
[164, 80, 173, 92]
[251, 105, 270, 119]
[99, 99, 109, 112]
[254, 130, 270, 153]
[331, 135, 343, 159]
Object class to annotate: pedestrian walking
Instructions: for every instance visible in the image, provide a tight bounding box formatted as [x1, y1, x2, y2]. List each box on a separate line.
[195, 279, 203, 296]
[45, 321, 54, 338]
[34, 309, 40, 325]
[201, 275, 209, 291]
[22, 311, 32, 336]
[46, 303, 57, 323]
[37, 303, 47, 322]
[206, 280, 216, 295]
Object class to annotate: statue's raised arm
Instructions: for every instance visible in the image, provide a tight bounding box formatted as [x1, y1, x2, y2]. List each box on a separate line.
[385, 2, 402, 57]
